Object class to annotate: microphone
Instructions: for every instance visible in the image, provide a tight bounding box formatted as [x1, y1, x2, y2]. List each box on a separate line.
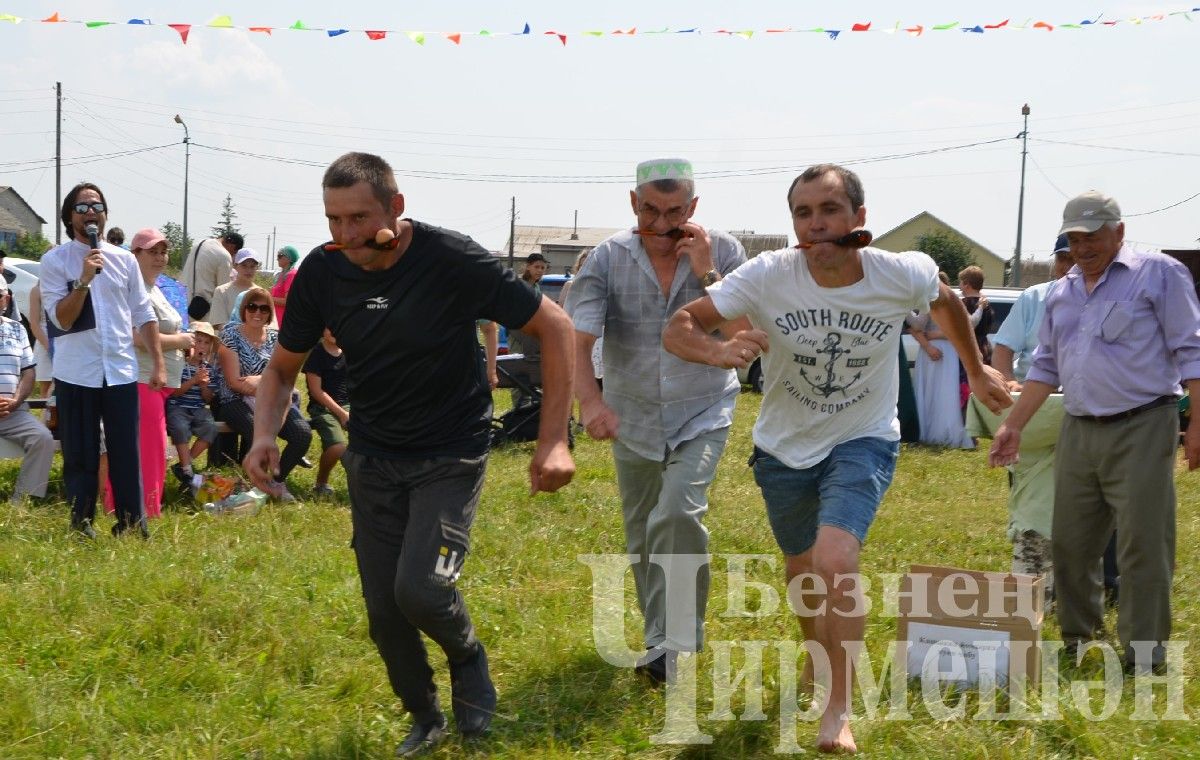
[84, 223, 102, 275]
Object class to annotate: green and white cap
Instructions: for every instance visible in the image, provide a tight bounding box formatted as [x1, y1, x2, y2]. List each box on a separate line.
[636, 158, 694, 188]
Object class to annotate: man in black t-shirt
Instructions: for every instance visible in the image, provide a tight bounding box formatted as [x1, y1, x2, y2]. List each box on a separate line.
[244, 152, 575, 757]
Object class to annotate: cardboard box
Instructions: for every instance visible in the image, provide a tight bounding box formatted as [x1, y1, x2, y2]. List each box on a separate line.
[896, 564, 1045, 691]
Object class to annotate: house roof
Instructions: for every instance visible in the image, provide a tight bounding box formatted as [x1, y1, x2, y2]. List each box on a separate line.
[875, 210, 1007, 263]
[501, 225, 622, 256]
[0, 187, 48, 225]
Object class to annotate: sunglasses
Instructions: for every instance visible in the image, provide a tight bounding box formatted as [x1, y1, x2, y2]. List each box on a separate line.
[72, 202, 106, 214]
[245, 303, 271, 314]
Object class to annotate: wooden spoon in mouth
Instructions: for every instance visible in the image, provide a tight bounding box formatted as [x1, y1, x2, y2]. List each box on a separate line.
[797, 229, 873, 249]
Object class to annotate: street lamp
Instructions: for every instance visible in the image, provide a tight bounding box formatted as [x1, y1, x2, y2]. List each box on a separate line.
[174, 114, 190, 261]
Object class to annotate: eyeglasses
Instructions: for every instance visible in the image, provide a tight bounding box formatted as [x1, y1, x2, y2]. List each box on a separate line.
[244, 303, 272, 314]
[636, 203, 689, 227]
[72, 202, 106, 214]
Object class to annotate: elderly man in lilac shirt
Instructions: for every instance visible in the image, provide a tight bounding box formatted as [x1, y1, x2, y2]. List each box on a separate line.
[990, 190, 1200, 675]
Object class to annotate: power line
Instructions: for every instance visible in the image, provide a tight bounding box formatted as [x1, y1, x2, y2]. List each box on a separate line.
[1028, 154, 1069, 198]
[190, 137, 1010, 183]
[0, 143, 175, 169]
[1031, 137, 1200, 158]
[1125, 191, 1200, 218]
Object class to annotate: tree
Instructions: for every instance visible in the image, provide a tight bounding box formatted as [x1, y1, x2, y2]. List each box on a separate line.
[915, 229, 975, 284]
[9, 232, 53, 261]
[160, 221, 193, 274]
[209, 194, 240, 239]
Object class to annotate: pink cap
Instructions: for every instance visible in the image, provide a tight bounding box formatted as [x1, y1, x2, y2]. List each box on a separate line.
[131, 227, 168, 251]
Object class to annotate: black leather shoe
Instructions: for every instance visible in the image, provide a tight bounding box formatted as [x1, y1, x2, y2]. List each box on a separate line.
[298, 456, 314, 469]
[71, 519, 97, 540]
[395, 713, 447, 757]
[635, 648, 668, 686]
[450, 644, 497, 736]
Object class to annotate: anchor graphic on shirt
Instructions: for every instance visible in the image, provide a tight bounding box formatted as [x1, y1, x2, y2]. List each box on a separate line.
[796, 332, 862, 398]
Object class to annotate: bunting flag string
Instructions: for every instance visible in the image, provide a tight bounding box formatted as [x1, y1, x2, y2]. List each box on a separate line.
[0, 10, 1195, 45]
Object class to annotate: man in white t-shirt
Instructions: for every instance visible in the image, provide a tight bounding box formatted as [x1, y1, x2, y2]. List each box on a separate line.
[664, 163, 1010, 753]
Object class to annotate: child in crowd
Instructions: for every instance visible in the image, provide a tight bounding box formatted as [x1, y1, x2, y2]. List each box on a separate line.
[168, 322, 220, 487]
[303, 328, 348, 498]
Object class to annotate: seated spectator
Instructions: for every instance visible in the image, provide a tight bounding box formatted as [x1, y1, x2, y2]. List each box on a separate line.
[168, 321, 220, 487]
[209, 249, 261, 329]
[303, 328, 348, 499]
[0, 283, 55, 504]
[216, 287, 311, 501]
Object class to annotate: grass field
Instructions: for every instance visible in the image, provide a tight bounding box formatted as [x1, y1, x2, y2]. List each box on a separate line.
[1, 391, 1198, 758]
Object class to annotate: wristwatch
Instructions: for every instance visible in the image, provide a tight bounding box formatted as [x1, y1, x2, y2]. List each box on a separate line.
[73, 281, 90, 291]
[700, 269, 720, 287]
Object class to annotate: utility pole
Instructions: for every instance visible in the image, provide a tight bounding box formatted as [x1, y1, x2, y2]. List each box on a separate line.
[1012, 103, 1031, 287]
[55, 82, 62, 244]
[507, 196, 516, 270]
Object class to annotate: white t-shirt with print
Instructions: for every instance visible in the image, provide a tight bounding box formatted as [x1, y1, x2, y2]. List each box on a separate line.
[708, 246, 939, 469]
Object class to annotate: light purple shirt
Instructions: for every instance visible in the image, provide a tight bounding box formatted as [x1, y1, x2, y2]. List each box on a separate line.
[1026, 245, 1200, 417]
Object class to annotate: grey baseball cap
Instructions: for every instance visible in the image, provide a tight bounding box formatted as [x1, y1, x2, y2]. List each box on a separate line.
[1059, 191, 1121, 235]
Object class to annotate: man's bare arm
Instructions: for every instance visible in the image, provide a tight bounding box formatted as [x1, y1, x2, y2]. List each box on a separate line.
[663, 295, 768, 369]
[514, 298, 576, 493]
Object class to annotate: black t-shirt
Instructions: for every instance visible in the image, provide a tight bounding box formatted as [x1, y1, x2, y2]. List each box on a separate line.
[302, 343, 349, 409]
[280, 221, 541, 459]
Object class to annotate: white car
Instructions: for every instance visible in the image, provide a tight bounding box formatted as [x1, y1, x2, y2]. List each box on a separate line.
[1, 255, 40, 320]
[736, 286, 1022, 391]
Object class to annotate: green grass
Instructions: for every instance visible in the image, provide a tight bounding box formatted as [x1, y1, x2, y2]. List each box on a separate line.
[1, 392, 1199, 758]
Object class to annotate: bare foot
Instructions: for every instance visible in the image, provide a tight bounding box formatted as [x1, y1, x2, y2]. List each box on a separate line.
[816, 709, 856, 754]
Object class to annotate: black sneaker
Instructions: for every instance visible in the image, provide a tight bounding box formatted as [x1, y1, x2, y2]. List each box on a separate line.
[449, 644, 497, 737]
[395, 713, 447, 757]
[171, 463, 192, 487]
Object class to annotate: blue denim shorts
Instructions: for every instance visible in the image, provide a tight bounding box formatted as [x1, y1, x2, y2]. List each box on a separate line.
[751, 437, 899, 556]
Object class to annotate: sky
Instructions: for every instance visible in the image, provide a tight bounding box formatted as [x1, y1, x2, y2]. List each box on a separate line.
[2, 1, 1197, 273]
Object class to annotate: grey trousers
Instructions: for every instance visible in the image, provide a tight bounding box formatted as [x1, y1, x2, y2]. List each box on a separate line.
[612, 427, 728, 653]
[1053, 404, 1177, 662]
[0, 407, 54, 500]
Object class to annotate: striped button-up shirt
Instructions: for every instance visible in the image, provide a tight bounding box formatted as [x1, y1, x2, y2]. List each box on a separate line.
[565, 228, 745, 460]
